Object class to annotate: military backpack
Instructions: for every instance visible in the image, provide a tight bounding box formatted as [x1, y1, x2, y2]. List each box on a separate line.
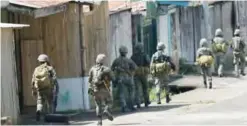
[150, 53, 171, 76]
[34, 64, 52, 89]
[196, 55, 214, 67]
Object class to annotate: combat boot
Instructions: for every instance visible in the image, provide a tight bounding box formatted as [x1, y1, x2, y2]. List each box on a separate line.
[97, 120, 102, 126]
[121, 107, 126, 113]
[103, 111, 114, 121]
[241, 72, 246, 76]
[145, 101, 151, 107]
[166, 94, 171, 103]
[209, 82, 212, 89]
[204, 81, 207, 88]
[137, 104, 141, 109]
[36, 111, 41, 121]
[156, 94, 161, 104]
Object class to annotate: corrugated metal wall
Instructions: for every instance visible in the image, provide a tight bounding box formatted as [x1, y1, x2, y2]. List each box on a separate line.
[158, 1, 247, 70]
[109, 10, 133, 64]
[82, 1, 109, 74]
[1, 28, 20, 124]
[235, 1, 247, 53]
[9, 2, 109, 107]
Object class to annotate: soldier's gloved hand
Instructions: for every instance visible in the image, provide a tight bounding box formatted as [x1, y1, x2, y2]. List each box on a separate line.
[32, 90, 37, 97]
[88, 88, 94, 95]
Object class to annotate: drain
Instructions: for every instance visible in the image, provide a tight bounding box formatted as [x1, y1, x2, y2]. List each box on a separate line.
[169, 85, 196, 95]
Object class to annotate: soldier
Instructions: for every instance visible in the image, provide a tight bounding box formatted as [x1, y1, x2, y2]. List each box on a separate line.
[111, 45, 137, 112]
[195, 38, 214, 89]
[131, 43, 151, 108]
[231, 29, 246, 77]
[88, 54, 114, 126]
[150, 43, 176, 104]
[31, 54, 59, 121]
[212, 28, 228, 77]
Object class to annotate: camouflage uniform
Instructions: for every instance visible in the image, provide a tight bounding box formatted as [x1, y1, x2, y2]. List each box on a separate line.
[88, 54, 114, 126]
[111, 46, 137, 112]
[150, 43, 176, 104]
[196, 38, 214, 89]
[31, 54, 59, 121]
[131, 43, 151, 108]
[212, 28, 228, 77]
[231, 29, 246, 77]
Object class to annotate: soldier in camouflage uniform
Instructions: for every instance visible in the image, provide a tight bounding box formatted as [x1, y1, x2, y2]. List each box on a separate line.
[231, 29, 246, 77]
[31, 54, 59, 121]
[150, 43, 176, 104]
[212, 28, 228, 77]
[111, 46, 137, 112]
[88, 54, 114, 126]
[196, 38, 214, 89]
[131, 43, 151, 108]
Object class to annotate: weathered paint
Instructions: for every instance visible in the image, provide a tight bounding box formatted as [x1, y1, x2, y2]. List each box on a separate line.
[157, 14, 168, 54]
[157, 1, 246, 68]
[56, 77, 90, 111]
[1, 28, 20, 124]
[109, 9, 133, 63]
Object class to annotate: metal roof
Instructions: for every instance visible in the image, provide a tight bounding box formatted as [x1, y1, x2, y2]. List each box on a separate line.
[9, 0, 93, 8]
[0, 23, 30, 28]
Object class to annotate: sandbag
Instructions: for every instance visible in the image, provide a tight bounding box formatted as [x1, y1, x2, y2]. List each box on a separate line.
[212, 43, 227, 53]
[150, 62, 170, 76]
[196, 55, 214, 67]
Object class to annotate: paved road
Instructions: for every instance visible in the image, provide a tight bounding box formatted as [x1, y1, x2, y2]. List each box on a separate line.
[21, 74, 247, 125]
[78, 75, 247, 125]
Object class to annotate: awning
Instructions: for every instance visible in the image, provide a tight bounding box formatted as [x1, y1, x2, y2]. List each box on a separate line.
[157, 0, 189, 7]
[0, 23, 30, 29]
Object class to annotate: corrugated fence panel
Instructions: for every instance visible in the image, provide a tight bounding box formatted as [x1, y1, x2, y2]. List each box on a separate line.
[1, 28, 20, 124]
[21, 40, 44, 106]
[221, 2, 234, 69]
[236, 1, 247, 53]
[109, 10, 133, 64]
[179, 7, 195, 63]
[82, 1, 109, 75]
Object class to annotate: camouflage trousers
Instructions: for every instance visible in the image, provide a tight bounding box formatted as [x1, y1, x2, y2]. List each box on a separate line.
[233, 52, 246, 77]
[134, 75, 150, 105]
[201, 66, 212, 84]
[94, 88, 112, 118]
[36, 89, 53, 114]
[214, 52, 226, 76]
[154, 75, 169, 103]
[116, 74, 135, 109]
